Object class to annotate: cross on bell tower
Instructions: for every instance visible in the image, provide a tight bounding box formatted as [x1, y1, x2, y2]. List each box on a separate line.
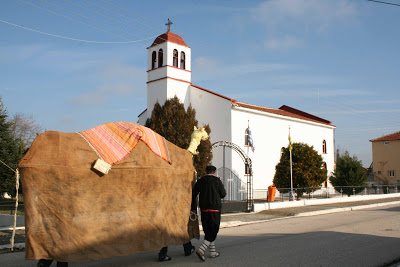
[165, 18, 173, 32]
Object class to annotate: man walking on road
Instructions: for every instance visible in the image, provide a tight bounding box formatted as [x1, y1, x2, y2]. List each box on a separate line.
[191, 165, 226, 261]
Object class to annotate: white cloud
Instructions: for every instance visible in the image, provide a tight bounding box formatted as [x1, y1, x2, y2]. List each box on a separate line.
[69, 62, 146, 106]
[264, 36, 303, 50]
[192, 56, 302, 81]
[59, 116, 78, 125]
[100, 63, 145, 82]
[251, 0, 357, 31]
[249, 0, 358, 49]
[70, 83, 136, 105]
[318, 108, 400, 115]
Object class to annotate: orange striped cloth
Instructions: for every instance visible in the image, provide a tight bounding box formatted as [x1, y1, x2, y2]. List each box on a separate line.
[79, 121, 171, 165]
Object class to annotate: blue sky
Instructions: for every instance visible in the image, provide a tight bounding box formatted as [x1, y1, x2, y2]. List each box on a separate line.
[1, 0, 399, 167]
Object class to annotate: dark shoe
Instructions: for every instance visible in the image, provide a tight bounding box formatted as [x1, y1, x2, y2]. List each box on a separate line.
[184, 245, 195, 256]
[37, 259, 53, 267]
[158, 255, 172, 262]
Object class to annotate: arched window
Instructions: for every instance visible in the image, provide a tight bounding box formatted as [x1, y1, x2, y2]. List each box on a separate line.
[173, 49, 178, 67]
[180, 52, 186, 69]
[322, 140, 327, 154]
[158, 49, 163, 67]
[151, 51, 157, 70]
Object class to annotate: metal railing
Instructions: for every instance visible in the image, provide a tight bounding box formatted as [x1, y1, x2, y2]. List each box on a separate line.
[216, 167, 247, 201]
[0, 198, 25, 229]
[259, 185, 400, 202]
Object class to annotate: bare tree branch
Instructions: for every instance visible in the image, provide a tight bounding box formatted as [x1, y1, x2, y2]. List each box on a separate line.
[9, 113, 43, 149]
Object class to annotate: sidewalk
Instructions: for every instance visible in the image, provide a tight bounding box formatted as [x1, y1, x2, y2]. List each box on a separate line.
[220, 196, 400, 228]
[2, 196, 400, 253]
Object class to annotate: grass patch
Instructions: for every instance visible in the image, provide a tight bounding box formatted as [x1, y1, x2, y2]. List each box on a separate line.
[0, 199, 24, 215]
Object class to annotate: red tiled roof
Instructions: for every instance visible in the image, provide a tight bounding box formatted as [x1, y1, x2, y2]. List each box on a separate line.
[191, 84, 234, 101]
[370, 131, 400, 142]
[140, 82, 333, 126]
[150, 31, 188, 47]
[279, 105, 332, 125]
[191, 84, 333, 126]
[232, 101, 333, 126]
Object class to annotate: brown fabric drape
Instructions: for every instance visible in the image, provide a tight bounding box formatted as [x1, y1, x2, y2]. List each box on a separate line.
[19, 131, 199, 262]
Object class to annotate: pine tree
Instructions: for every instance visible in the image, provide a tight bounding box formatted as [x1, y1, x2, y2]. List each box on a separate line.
[330, 151, 367, 196]
[145, 96, 212, 177]
[273, 142, 327, 197]
[0, 97, 24, 195]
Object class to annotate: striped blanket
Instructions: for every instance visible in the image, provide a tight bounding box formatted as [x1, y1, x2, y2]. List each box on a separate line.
[79, 122, 171, 165]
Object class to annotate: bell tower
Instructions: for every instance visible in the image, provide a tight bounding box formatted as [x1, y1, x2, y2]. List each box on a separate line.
[146, 19, 192, 118]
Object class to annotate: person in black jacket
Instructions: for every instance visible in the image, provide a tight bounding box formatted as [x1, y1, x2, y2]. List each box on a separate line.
[191, 165, 226, 261]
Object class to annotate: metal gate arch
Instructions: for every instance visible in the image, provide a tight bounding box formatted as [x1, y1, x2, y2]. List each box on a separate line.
[211, 141, 253, 211]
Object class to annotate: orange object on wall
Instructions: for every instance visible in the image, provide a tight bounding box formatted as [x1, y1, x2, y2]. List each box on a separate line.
[268, 185, 277, 202]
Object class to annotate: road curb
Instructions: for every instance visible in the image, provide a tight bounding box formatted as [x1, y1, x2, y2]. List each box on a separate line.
[0, 242, 25, 251]
[219, 200, 400, 229]
[2, 201, 400, 252]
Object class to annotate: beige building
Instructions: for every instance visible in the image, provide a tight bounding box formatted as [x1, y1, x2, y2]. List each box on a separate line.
[370, 131, 400, 184]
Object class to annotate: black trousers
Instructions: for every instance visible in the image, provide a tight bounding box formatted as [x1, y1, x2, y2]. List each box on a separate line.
[159, 241, 193, 257]
[200, 211, 221, 242]
[37, 259, 68, 267]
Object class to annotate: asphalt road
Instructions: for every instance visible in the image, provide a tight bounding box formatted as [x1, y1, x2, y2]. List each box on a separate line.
[2, 203, 400, 267]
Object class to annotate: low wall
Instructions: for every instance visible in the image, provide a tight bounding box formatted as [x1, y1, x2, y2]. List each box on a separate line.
[253, 193, 400, 212]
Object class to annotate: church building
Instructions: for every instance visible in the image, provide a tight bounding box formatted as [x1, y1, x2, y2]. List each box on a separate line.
[138, 27, 336, 204]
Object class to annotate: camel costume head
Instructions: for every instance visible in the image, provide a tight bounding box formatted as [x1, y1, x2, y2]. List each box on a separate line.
[187, 126, 209, 155]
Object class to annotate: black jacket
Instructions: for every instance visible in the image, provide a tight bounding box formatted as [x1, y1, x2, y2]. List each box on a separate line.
[191, 174, 226, 211]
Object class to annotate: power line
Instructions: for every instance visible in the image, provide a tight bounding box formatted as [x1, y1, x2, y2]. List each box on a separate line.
[367, 0, 400, 7]
[100, 0, 165, 31]
[17, 0, 131, 40]
[84, 0, 163, 34]
[100, 0, 235, 61]
[61, 0, 160, 37]
[0, 19, 157, 43]
[37, 0, 143, 39]
[8, 1, 400, 133]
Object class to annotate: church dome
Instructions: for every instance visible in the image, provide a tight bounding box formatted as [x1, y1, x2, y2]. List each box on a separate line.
[150, 31, 188, 47]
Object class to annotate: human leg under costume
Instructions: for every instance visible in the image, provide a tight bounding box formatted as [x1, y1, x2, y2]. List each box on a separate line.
[196, 212, 221, 261]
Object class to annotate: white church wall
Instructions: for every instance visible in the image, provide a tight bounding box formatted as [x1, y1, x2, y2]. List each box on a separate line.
[145, 79, 191, 122]
[147, 63, 191, 82]
[166, 80, 191, 109]
[231, 107, 335, 199]
[137, 110, 147, 125]
[146, 79, 168, 117]
[189, 86, 233, 172]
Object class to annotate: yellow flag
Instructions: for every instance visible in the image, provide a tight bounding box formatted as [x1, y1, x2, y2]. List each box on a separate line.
[288, 131, 293, 151]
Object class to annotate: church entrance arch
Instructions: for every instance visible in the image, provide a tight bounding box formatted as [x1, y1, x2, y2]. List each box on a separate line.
[211, 141, 253, 212]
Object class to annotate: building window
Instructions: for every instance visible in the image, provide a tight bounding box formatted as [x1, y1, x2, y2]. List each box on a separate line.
[323, 162, 327, 169]
[388, 170, 396, 177]
[173, 49, 178, 67]
[158, 49, 163, 67]
[180, 52, 186, 69]
[151, 51, 157, 70]
[384, 141, 390, 145]
[322, 140, 327, 154]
